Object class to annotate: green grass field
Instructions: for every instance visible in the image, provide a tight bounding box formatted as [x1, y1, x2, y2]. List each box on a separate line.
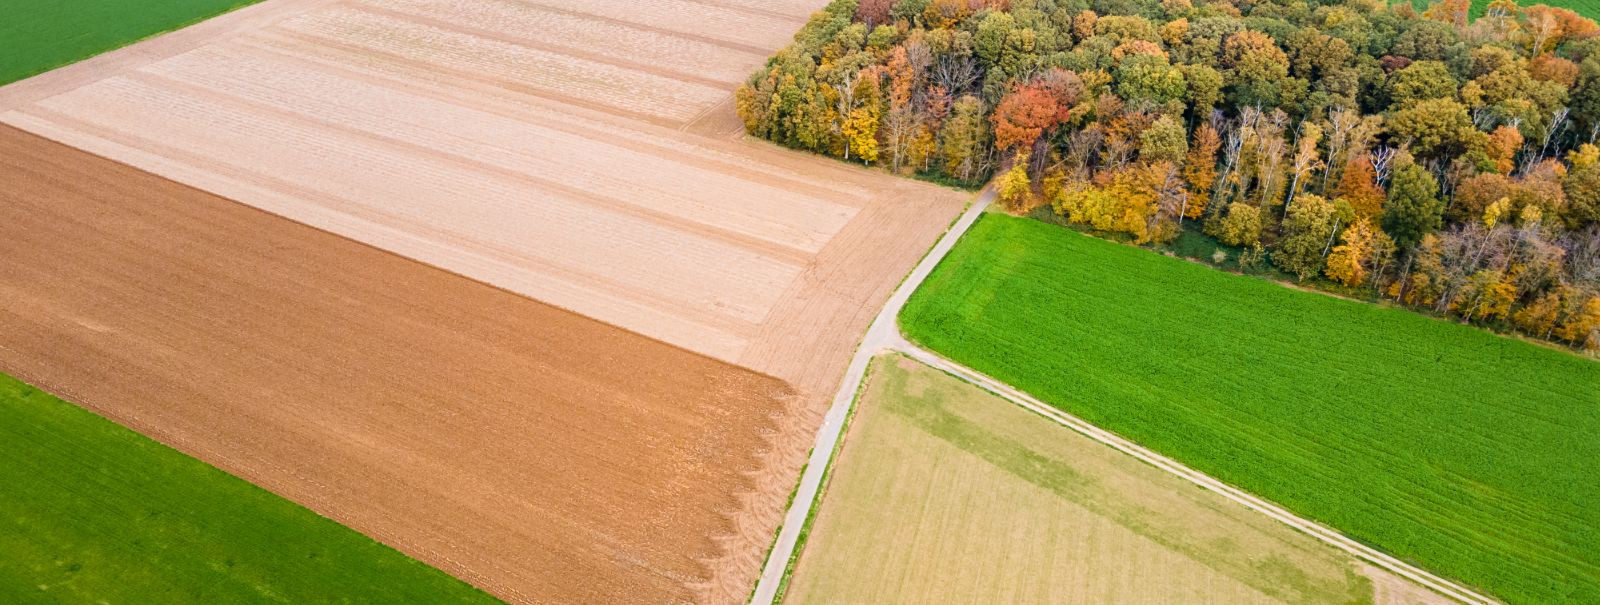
[0, 0, 260, 85]
[1535, 0, 1600, 18]
[1442, 0, 1600, 20]
[901, 213, 1600, 605]
[0, 372, 498, 604]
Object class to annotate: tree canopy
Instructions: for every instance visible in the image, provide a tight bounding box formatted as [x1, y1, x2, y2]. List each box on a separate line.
[739, 0, 1600, 351]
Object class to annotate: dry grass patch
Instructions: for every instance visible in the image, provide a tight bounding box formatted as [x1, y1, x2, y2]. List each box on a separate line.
[784, 355, 1450, 605]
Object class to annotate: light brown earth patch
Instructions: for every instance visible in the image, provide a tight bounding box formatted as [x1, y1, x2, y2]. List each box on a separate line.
[0, 125, 814, 604]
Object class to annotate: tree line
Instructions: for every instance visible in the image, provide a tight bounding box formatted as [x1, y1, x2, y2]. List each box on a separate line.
[737, 0, 1600, 351]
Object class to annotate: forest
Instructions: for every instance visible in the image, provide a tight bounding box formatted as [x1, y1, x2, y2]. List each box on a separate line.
[737, 0, 1600, 351]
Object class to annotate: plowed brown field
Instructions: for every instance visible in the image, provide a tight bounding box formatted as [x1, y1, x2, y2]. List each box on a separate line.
[0, 0, 966, 384]
[0, 0, 968, 601]
[0, 124, 810, 604]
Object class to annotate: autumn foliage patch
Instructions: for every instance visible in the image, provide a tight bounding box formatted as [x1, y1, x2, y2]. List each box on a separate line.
[739, 0, 1600, 351]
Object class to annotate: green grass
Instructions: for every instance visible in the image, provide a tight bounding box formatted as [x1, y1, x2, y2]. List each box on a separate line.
[0, 373, 499, 604]
[0, 0, 261, 85]
[901, 213, 1600, 605]
[1429, 0, 1600, 20]
[1536, 0, 1600, 19]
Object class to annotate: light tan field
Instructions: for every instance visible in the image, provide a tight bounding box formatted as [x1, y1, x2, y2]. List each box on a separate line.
[0, 0, 968, 395]
[0, 0, 969, 603]
[784, 355, 1452, 605]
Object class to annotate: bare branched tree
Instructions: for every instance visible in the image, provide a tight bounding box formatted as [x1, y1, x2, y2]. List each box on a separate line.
[1370, 145, 1399, 185]
[1319, 107, 1360, 194]
[933, 54, 980, 95]
[1561, 225, 1600, 289]
[1213, 112, 1245, 209]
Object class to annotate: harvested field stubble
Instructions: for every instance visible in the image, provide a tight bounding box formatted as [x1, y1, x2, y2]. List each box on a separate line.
[0, 125, 812, 604]
[785, 356, 1449, 605]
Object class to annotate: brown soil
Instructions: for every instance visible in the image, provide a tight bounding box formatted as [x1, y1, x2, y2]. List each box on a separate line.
[0, 0, 970, 600]
[0, 0, 968, 382]
[0, 124, 811, 604]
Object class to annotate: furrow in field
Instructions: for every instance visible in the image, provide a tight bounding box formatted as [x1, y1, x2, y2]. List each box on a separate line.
[680, 0, 822, 21]
[14, 79, 799, 357]
[235, 28, 879, 206]
[8, 104, 762, 363]
[357, 0, 765, 86]
[521, 0, 803, 51]
[142, 44, 855, 257]
[278, 5, 727, 124]
[0, 124, 811, 604]
[36, 76, 795, 316]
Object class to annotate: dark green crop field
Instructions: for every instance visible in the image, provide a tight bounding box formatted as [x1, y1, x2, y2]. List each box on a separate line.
[0, 0, 259, 85]
[901, 213, 1600, 605]
[0, 373, 497, 604]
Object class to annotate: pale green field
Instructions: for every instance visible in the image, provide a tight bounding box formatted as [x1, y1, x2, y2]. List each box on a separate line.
[783, 356, 1447, 605]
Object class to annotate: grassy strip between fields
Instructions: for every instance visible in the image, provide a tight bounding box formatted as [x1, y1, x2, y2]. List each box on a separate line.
[900, 213, 1600, 605]
[0, 373, 498, 604]
[785, 354, 1397, 604]
[0, 0, 262, 85]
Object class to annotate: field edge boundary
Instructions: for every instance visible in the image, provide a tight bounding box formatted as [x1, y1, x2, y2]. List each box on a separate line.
[891, 341, 1499, 605]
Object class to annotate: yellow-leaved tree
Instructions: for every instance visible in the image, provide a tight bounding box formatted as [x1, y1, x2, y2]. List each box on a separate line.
[1053, 164, 1162, 242]
[997, 155, 1032, 211]
[1454, 270, 1517, 322]
[1555, 296, 1600, 350]
[1325, 219, 1375, 286]
[842, 106, 880, 163]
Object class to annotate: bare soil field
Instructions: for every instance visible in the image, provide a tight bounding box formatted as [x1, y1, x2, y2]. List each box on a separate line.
[0, 124, 817, 604]
[0, 0, 967, 390]
[0, 0, 969, 601]
[784, 355, 1451, 605]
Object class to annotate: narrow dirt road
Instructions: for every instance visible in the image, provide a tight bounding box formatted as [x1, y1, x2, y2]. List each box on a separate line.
[749, 190, 993, 603]
[750, 192, 1499, 605]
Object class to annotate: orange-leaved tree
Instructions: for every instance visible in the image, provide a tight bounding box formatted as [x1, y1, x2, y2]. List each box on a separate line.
[1335, 153, 1385, 219]
[990, 82, 1070, 155]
